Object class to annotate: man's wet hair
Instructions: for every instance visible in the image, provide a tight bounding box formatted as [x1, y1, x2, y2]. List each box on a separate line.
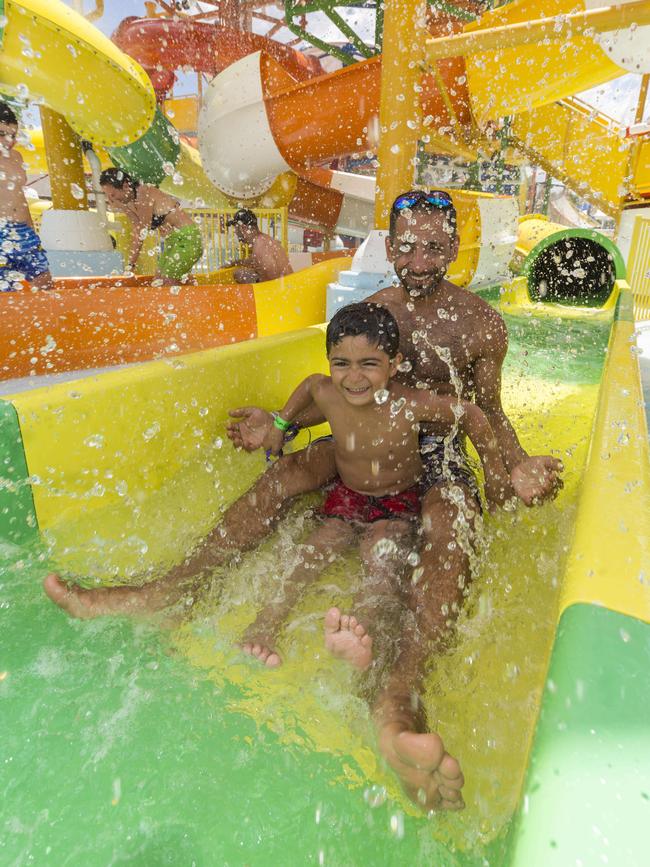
[389, 190, 457, 240]
[326, 302, 400, 358]
[0, 101, 18, 126]
[99, 167, 139, 195]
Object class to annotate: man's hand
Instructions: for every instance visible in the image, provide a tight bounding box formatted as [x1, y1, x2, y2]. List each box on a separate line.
[484, 473, 515, 513]
[510, 455, 564, 506]
[226, 406, 274, 452]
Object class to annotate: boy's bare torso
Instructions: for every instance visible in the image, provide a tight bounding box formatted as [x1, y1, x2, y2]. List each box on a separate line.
[0, 148, 31, 224]
[312, 377, 453, 497]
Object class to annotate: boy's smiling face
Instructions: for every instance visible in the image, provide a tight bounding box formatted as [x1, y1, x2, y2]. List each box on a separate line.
[328, 334, 399, 406]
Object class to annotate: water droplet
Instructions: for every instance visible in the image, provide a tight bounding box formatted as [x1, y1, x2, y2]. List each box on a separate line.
[407, 551, 420, 567]
[143, 422, 161, 441]
[70, 183, 85, 200]
[83, 434, 105, 449]
[390, 397, 406, 417]
[372, 537, 398, 558]
[364, 785, 387, 807]
[374, 388, 389, 405]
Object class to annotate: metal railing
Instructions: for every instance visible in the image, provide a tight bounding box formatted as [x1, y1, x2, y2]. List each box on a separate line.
[627, 214, 650, 322]
[105, 207, 288, 278]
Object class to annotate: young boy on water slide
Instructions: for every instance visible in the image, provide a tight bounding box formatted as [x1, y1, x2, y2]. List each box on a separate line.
[241, 302, 512, 673]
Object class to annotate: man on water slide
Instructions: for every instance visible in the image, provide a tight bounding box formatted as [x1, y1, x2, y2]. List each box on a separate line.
[45, 190, 562, 812]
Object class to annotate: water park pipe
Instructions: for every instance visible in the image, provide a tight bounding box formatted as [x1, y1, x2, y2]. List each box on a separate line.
[425, 0, 650, 62]
[373, 0, 425, 229]
[110, 16, 373, 232]
[111, 17, 322, 97]
[38, 107, 88, 210]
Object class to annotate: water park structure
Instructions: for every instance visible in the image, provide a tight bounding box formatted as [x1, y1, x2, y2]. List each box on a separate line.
[1, 0, 650, 864]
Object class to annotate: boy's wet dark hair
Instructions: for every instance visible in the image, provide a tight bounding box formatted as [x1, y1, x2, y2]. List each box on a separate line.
[326, 302, 400, 359]
[389, 189, 457, 240]
[99, 167, 139, 195]
[0, 101, 18, 126]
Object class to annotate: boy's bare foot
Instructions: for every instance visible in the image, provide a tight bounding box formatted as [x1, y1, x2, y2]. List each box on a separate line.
[241, 641, 282, 668]
[43, 573, 151, 619]
[324, 607, 373, 671]
[378, 722, 465, 812]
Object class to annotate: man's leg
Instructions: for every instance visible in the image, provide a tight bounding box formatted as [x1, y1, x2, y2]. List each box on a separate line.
[325, 518, 413, 672]
[243, 517, 356, 667]
[372, 482, 480, 811]
[44, 440, 338, 618]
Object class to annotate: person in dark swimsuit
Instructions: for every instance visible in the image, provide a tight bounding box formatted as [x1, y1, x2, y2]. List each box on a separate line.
[99, 168, 203, 282]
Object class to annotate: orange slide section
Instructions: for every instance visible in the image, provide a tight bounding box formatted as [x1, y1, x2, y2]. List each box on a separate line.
[0, 257, 350, 381]
[1, 283, 257, 380]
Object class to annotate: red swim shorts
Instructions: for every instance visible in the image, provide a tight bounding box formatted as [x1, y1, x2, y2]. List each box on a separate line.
[321, 478, 421, 524]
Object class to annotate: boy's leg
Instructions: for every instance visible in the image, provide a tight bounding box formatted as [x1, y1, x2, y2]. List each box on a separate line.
[242, 517, 355, 667]
[325, 518, 413, 672]
[44, 440, 338, 618]
[372, 481, 479, 812]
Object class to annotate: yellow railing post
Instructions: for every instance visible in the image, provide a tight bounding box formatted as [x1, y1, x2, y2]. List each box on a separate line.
[374, 0, 428, 229]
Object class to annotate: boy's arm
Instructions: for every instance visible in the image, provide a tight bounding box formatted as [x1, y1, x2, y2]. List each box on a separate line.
[268, 375, 326, 455]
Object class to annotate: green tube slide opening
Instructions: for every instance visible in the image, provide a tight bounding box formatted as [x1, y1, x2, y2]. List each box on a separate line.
[522, 228, 625, 308]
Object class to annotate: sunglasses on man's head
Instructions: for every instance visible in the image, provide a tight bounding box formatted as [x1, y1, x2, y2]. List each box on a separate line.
[392, 190, 453, 212]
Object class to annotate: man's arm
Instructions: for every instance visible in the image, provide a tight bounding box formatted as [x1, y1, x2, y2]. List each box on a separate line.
[473, 315, 563, 504]
[18, 160, 36, 229]
[416, 393, 512, 508]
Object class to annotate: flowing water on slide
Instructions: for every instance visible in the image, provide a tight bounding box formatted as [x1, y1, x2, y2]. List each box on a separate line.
[1, 308, 610, 865]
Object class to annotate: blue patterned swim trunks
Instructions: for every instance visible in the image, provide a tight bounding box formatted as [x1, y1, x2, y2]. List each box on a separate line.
[0, 219, 50, 289]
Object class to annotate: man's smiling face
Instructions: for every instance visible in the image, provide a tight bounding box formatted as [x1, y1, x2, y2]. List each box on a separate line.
[386, 208, 459, 299]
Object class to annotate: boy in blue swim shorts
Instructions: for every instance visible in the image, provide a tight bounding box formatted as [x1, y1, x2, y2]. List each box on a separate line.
[0, 101, 53, 292]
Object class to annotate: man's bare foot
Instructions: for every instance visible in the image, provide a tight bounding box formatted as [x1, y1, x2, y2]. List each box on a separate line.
[378, 722, 465, 812]
[43, 573, 150, 619]
[324, 607, 373, 671]
[241, 641, 282, 668]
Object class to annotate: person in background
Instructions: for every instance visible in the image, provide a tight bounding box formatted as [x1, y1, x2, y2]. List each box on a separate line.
[99, 168, 203, 283]
[0, 100, 54, 292]
[226, 208, 293, 283]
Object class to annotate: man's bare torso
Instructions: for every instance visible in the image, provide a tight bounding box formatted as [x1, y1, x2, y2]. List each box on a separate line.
[368, 279, 504, 401]
[0, 149, 31, 223]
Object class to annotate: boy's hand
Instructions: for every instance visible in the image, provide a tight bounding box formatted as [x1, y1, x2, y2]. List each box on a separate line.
[226, 406, 274, 451]
[511, 455, 564, 506]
